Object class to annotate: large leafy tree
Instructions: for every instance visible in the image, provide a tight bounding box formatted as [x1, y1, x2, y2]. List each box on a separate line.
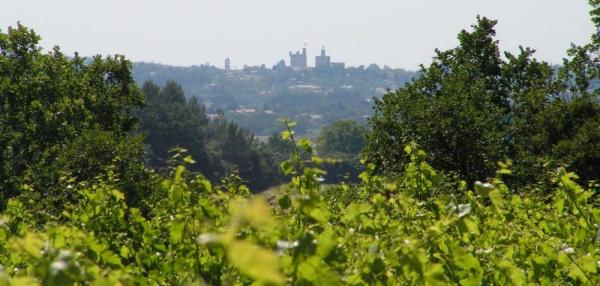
[137, 80, 283, 191]
[207, 117, 278, 190]
[316, 120, 367, 158]
[0, 24, 146, 208]
[316, 120, 367, 183]
[137, 80, 211, 173]
[549, 0, 600, 182]
[364, 16, 600, 185]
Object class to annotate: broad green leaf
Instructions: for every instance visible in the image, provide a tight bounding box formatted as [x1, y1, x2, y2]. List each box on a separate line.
[280, 161, 294, 175]
[554, 197, 565, 216]
[316, 227, 337, 258]
[194, 174, 213, 193]
[342, 203, 371, 222]
[498, 261, 526, 286]
[579, 255, 598, 274]
[454, 253, 480, 270]
[458, 217, 479, 235]
[183, 155, 196, 164]
[227, 240, 284, 285]
[174, 165, 186, 183]
[298, 138, 313, 153]
[242, 198, 277, 231]
[488, 189, 505, 211]
[424, 264, 447, 286]
[297, 256, 341, 285]
[4, 276, 38, 286]
[169, 220, 186, 243]
[459, 275, 483, 286]
[11, 233, 44, 259]
[281, 130, 293, 140]
[568, 263, 588, 282]
[111, 189, 125, 201]
[86, 237, 108, 256]
[307, 207, 330, 223]
[101, 250, 122, 267]
[120, 246, 130, 258]
[358, 171, 370, 183]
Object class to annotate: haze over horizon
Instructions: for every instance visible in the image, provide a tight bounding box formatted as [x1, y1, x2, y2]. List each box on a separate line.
[1, 0, 595, 70]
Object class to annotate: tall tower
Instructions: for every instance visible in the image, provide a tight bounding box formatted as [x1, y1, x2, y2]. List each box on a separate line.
[224, 58, 231, 70]
[302, 45, 307, 67]
[289, 46, 308, 69]
[315, 46, 331, 68]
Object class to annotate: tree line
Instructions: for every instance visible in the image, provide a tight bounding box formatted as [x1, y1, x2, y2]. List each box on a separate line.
[136, 79, 288, 191]
[133, 58, 415, 137]
[365, 16, 600, 187]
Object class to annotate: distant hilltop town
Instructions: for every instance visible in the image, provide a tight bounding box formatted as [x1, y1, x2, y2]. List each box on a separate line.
[225, 46, 345, 71]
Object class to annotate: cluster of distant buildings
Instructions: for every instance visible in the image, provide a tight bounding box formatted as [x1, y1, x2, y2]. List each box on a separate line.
[288, 46, 345, 70]
[224, 46, 345, 71]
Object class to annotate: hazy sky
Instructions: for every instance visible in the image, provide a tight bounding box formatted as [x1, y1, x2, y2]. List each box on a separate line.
[0, 0, 595, 70]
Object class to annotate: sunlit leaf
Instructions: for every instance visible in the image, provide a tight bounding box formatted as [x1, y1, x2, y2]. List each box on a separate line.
[169, 220, 186, 244]
[227, 240, 284, 285]
[297, 256, 341, 285]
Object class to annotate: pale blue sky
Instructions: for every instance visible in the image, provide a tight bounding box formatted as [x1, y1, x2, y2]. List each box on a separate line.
[0, 0, 595, 69]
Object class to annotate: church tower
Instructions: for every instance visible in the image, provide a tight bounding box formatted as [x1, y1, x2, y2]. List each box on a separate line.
[224, 57, 231, 70]
[315, 46, 331, 68]
[289, 45, 308, 69]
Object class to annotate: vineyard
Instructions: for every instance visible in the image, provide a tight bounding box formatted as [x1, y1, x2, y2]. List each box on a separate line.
[2, 1, 600, 285]
[1, 128, 599, 285]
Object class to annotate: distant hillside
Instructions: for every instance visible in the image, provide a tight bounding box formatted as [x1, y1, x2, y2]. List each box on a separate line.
[132, 62, 417, 136]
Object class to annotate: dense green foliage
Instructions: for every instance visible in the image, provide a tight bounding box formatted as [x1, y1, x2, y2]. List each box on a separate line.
[133, 61, 415, 137]
[136, 80, 284, 191]
[316, 120, 367, 183]
[0, 23, 148, 211]
[0, 125, 599, 285]
[316, 120, 367, 158]
[2, 1, 600, 285]
[365, 16, 600, 186]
